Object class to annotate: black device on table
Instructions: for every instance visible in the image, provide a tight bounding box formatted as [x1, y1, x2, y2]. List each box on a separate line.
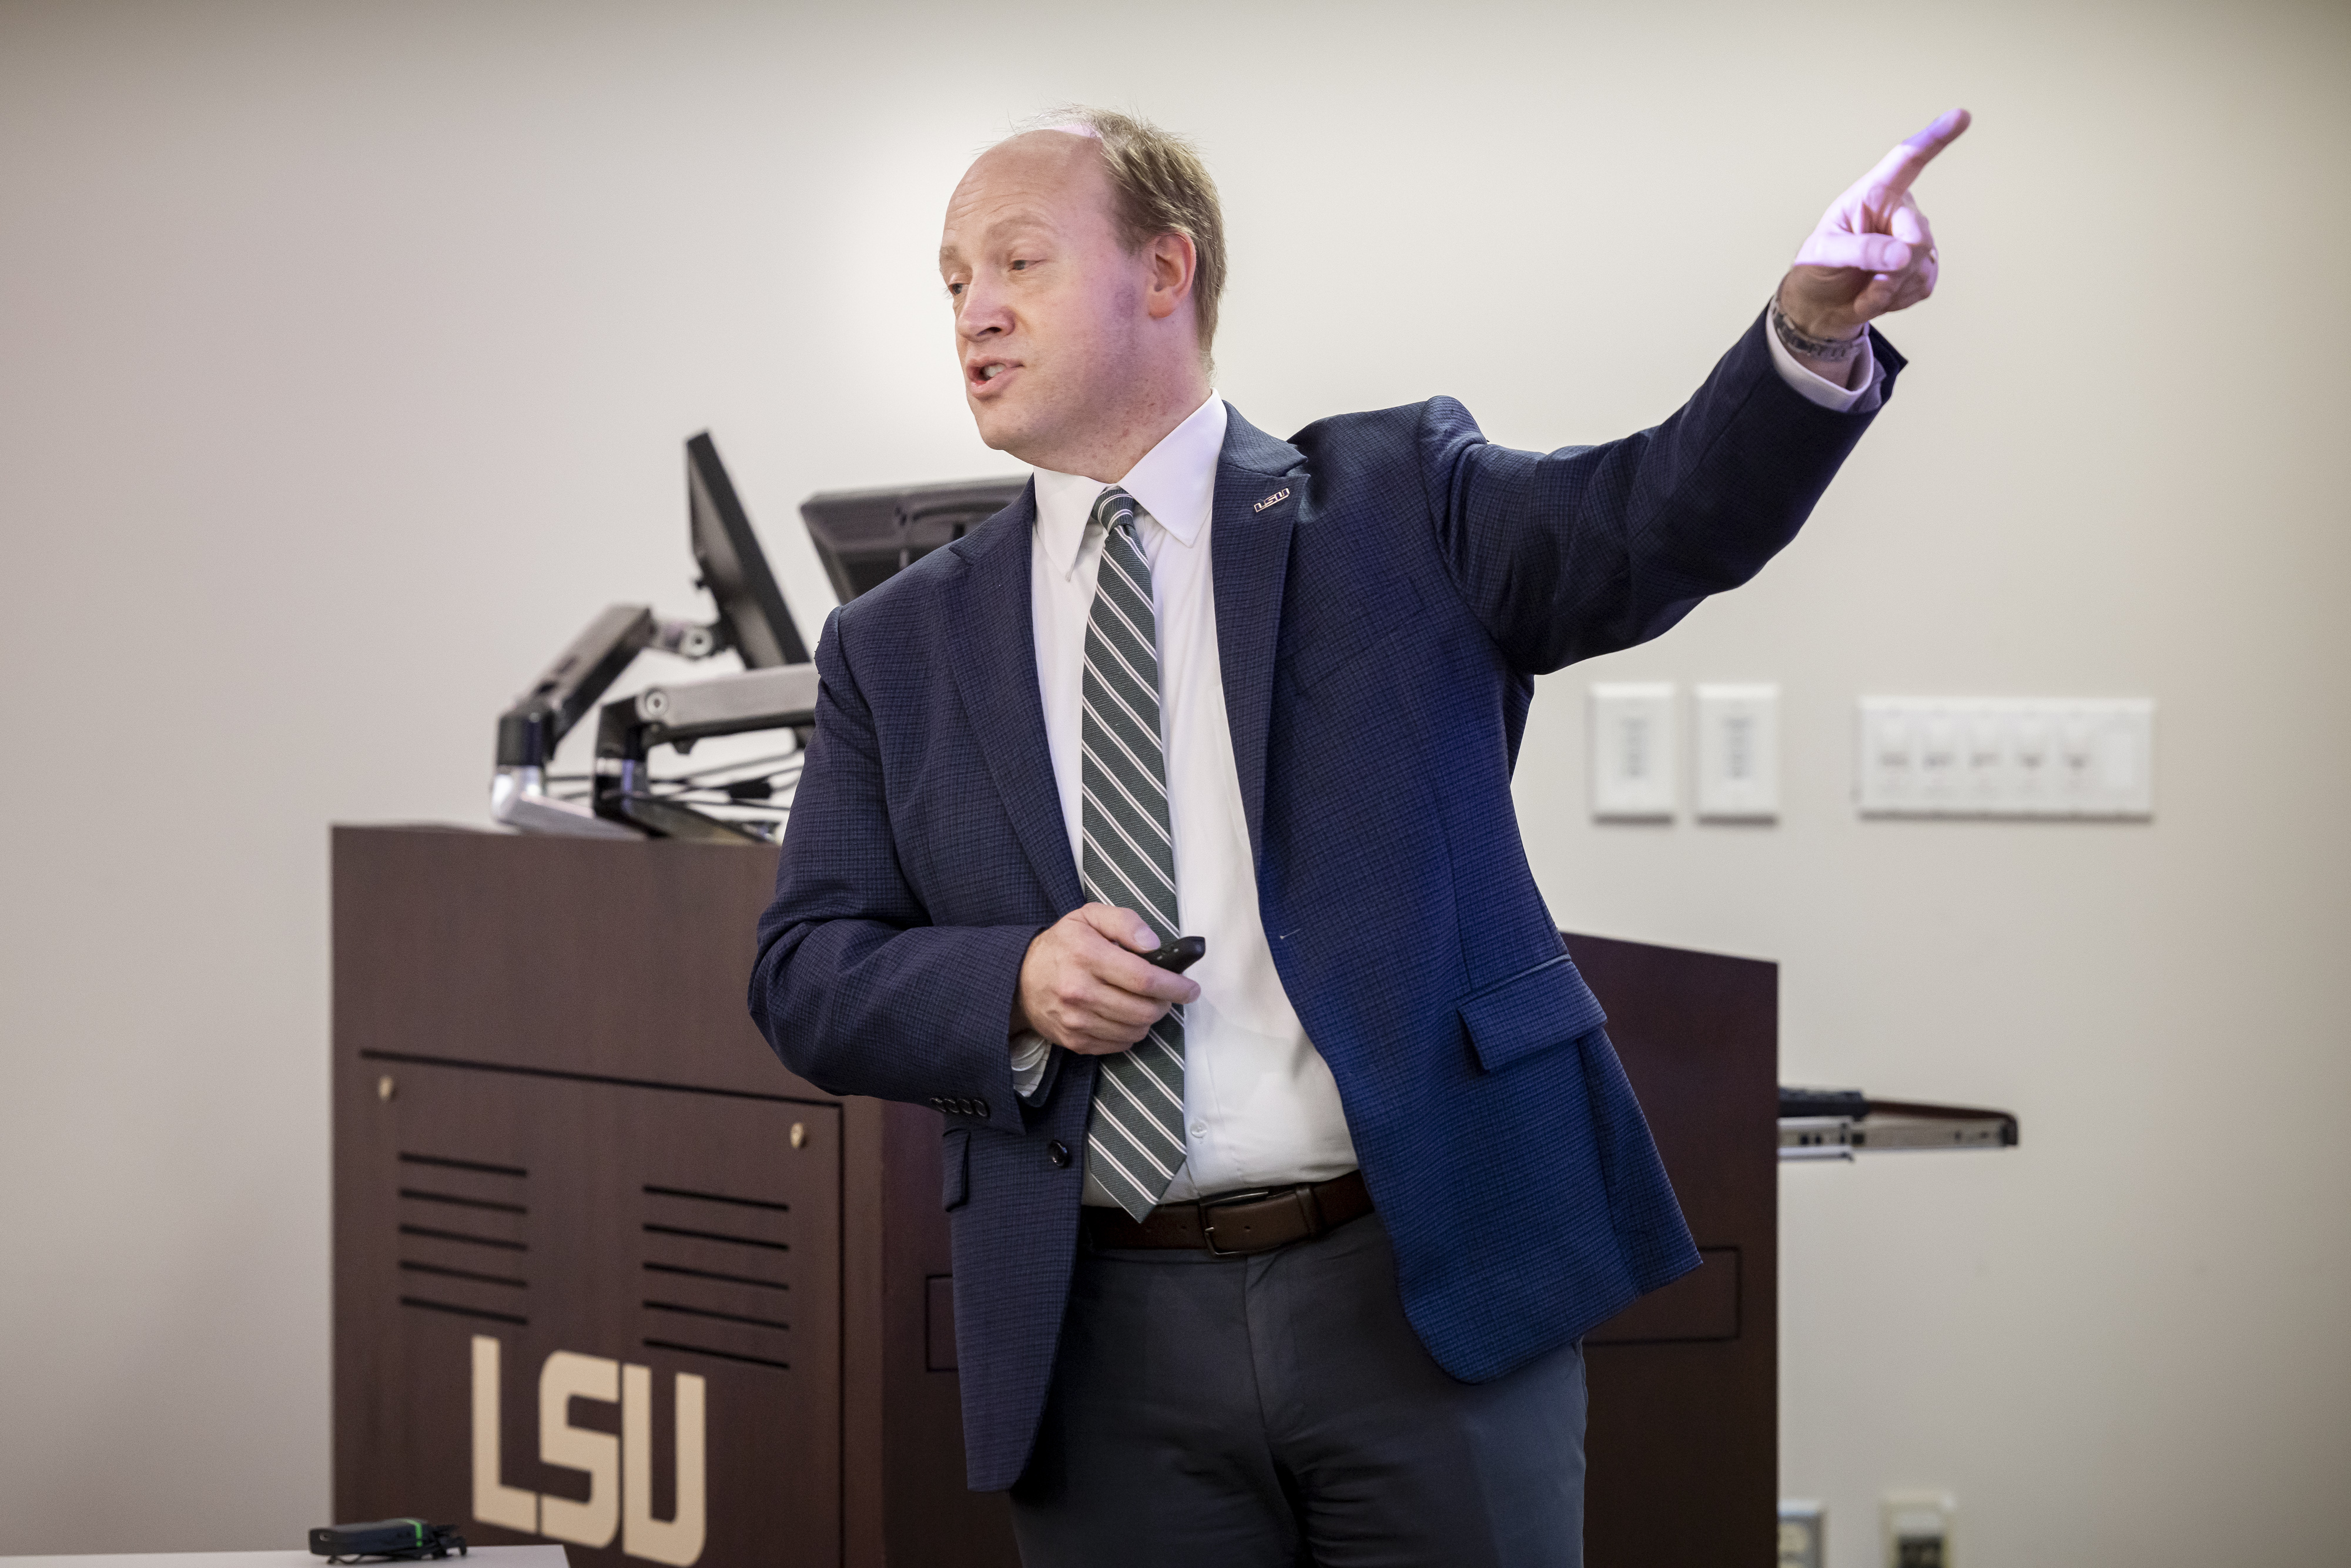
[308, 1517, 467, 1561]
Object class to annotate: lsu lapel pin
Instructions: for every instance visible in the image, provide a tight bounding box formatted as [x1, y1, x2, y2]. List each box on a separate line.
[1252, 487, 1292, 513]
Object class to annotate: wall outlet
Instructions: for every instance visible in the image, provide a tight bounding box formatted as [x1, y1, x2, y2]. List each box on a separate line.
[1777, 1499, 1826, 1568]
[1881, 1490, 1955, 1568]
[1590, 682, 1677, 819]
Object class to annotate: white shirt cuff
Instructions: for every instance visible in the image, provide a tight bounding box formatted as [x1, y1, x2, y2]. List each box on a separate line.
[1010, 1030, 1051, 1098]
[1766, 315, 1882, 414]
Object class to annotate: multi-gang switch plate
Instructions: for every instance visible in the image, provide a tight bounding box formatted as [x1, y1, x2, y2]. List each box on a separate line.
[1856, 697, 2154, 819]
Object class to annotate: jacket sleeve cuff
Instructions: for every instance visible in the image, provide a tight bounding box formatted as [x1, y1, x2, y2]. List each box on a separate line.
[1764, 311, 1885, 414]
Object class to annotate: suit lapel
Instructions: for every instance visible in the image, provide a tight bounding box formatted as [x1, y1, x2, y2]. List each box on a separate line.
[1211, 407, 1310, 863]
[941, 484, 1086, 914]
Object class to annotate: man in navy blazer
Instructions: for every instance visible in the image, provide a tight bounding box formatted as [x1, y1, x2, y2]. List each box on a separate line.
[752, 106, 1968, 1564]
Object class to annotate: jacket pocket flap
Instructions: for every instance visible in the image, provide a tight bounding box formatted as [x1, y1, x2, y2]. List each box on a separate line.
[941, 1128, 970, 1211]
[1459, 956, 1608, 1073]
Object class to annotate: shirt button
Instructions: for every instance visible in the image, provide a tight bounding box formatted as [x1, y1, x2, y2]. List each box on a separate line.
[1188, 1122, 1207, 1138]
[1047, 1140, 1071, 1168]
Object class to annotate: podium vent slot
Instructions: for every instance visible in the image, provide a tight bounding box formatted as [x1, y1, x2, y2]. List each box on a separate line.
[400, 1151, 528, 1178]
[642, 1337, 789, 1372]
[643, 1222, 789, 1252]
[398, 1223, 527, 1252]
[643, 1260, 788, 1292]
[397, 1187, 527, 1214]
[644, 1183, 789, 1213]
[401, 1295, 528, 1326]
[644, 1299, 789, 1332]
[401, 1259, 527, 1289]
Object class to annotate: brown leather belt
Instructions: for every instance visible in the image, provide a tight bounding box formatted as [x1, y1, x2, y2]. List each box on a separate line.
[1081, 1169, 1372, 1257]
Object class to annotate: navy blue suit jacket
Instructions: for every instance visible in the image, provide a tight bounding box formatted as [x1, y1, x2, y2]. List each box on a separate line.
[751, 311, 1900, 1490]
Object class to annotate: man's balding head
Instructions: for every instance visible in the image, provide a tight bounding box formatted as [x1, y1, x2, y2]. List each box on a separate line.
[938, 110, 1224, 480]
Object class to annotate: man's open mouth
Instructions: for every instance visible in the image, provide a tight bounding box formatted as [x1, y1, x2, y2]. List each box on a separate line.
[969, 359, 1018, 388]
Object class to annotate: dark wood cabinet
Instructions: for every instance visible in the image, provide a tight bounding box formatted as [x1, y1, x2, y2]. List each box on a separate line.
[1568, 934, 1777, 1568]
[332, 827, 1012, 1568]
[333, 829, 1773, 1567]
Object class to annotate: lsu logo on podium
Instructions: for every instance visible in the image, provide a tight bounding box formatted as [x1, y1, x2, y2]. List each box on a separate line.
[471, 1335, 706, 1566]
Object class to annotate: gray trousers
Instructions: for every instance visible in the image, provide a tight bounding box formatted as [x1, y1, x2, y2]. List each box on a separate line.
[1007, 1212, 1586, 1568]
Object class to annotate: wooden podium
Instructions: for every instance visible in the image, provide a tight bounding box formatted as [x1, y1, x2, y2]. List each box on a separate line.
[332, 827, 1773, 1567]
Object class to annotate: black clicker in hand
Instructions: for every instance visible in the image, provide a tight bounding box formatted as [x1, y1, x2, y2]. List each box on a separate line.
[1144, 935, 1205, 974]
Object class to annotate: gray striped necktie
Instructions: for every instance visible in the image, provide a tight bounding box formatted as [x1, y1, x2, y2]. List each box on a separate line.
[1077, 486, 1188, 1221]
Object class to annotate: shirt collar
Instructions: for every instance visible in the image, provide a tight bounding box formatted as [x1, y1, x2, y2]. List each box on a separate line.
[1032, 391, 1227, 578]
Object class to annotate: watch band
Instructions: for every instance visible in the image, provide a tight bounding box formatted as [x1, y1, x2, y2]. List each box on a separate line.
[1770, 294, 1868, 362]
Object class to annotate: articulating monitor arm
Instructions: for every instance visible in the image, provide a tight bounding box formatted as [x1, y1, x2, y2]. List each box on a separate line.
[489, 604, 726, 839]
[590, 664, 821, 842]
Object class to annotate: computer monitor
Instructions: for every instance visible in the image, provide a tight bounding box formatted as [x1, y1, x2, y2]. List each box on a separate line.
[688, 431, 809, 668]
[799, 477, 1029, 603]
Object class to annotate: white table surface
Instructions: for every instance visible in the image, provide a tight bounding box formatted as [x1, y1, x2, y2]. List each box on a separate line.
[0, 1550, 566, 1567]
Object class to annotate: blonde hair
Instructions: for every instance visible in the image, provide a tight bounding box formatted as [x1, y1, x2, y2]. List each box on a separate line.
[1022, 106, 1227, 364]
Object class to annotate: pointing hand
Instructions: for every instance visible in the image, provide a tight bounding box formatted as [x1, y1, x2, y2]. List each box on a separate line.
[1779, 108, 1971, 345]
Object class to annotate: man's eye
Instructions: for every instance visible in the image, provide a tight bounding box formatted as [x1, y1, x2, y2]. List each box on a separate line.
[1009, 259, 1029, 271]
[947, 282, 964, 296]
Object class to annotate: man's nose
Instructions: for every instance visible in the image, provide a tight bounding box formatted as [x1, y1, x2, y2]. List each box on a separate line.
[957, 280, 1010, 340]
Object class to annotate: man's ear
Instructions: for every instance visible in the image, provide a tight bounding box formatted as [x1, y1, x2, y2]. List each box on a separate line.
[1143, 232, 1197, 321]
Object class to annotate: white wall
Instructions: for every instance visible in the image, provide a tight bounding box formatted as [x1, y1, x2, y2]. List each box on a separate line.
[2, 1, 2344, 1560]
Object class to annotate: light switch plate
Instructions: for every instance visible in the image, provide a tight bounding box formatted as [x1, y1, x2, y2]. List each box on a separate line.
[1777, 1499, 1825, 1568]
[1857, 697, 2154, 818]
[1881, 1489, 1955, 1567]
[1590, 683, 1677, 819]
[1695, 683, 1779, 821]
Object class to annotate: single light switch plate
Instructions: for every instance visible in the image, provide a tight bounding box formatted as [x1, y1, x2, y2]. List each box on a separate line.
[1695, 683, 1779, 821]
[1590, 682, 1676, 819]
[1777, 1499, 1826, 1568]
[1881, 1489, 1955, 1568]
[1857, 697, 2154, 818]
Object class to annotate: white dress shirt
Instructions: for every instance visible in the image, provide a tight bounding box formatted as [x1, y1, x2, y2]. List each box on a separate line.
[1010, 334, 1877, 1204]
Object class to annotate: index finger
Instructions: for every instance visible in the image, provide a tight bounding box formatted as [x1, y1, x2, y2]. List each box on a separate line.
[1856, 107, 1971, 206]
[1076, 901, 1160, 952]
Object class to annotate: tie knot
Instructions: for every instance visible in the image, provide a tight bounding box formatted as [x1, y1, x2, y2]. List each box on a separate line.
[1090, 486, 1141, 541]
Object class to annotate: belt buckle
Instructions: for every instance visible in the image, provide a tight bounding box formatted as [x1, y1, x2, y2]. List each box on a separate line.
[1200, 1187, 1308, 1257]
